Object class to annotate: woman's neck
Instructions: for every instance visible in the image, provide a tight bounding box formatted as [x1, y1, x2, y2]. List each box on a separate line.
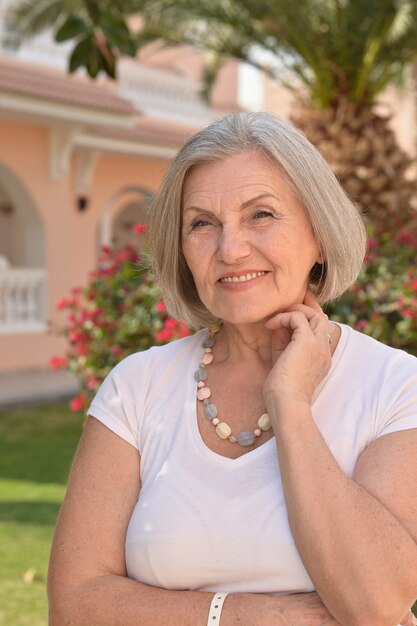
[212, 322, 274, 366]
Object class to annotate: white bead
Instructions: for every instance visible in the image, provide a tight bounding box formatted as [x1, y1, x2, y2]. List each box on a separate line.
[216, 422, 231, 439]
[258, 413, 271, 431]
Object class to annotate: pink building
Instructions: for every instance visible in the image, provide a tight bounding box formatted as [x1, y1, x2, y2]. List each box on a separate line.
[0, 2, 415, 394]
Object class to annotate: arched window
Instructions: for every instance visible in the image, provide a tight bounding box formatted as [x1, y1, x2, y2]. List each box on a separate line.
[98, 186, 153, 253]
[0, 164, 46, 333]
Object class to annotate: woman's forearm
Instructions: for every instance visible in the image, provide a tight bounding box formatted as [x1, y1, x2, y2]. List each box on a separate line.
[267, 394, 417, 626]
[49, 575, 343, 626]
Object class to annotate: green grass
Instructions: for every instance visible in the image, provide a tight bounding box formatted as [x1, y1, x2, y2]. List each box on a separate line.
[0, 403, 84, 626]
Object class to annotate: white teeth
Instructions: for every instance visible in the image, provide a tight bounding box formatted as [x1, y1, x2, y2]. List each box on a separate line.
[220, 271, 265, 283]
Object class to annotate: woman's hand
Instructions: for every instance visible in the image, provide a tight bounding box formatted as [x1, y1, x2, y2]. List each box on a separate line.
[272, 592, 416, 626]
[273, 592, 342, 625]
[263, 290, 333, 406]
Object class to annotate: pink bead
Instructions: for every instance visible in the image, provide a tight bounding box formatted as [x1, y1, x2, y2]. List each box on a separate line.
[197, 381, 205, 388]
[197, 387, 211, 400]
[202, 353, 214, 365]
[254, 429, 262, 437]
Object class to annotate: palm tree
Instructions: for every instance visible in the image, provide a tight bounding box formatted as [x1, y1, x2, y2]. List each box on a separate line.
[6, 0, 417, 235]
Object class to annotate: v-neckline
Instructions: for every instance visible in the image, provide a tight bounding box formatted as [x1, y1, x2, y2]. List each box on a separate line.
[186, 324, 347, 466]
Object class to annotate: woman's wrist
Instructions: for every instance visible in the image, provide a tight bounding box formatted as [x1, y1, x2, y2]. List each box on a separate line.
[220, 592, 290, 625]
[207, 593, 229, 625]
[265, 390, 313, 436]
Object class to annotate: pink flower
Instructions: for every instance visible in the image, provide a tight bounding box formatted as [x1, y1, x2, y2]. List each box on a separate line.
[86, 377, 99, 390]
[49, 355, 68, 370]
[164, 318, 178, 330]
[155, 329, 173, 342]
[367, 238, 377, 251]
[410, 279, 417, 293]
[402, 308, 415, 319]
[396, 232, 413, 246]
[76, 344, 89, 356]
[179, 322, 191, 337]
[56, 298, 69, 311]
[69, 330, 84, 343]
[117, 249, 131, 262]
[155, 301, 166, 313]
[70, 393, 87, 412]
[356, 320, 367, 331]
[133, 223, 147, 235]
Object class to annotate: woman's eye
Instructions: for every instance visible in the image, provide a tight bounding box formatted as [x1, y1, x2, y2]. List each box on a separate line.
[190, 218, 211, 230]
[252, 209, 274, 219]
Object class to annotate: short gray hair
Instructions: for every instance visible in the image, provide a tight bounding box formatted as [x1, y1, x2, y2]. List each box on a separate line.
[148, 111, 367, 329]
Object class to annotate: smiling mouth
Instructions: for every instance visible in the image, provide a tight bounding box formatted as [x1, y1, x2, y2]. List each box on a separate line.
[220, 271, 266, 283]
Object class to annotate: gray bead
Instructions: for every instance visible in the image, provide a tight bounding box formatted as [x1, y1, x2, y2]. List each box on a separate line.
[237, 431, 255, 447]
[202, 336, 215, 348]
[194, 366, 208, 382]
[203, 403, 218, 420]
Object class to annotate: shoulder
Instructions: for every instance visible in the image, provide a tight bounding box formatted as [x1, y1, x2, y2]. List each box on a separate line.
[339, 323, 417, 373]
[338, 323, 417, 414]
[108, 329, 206, 384]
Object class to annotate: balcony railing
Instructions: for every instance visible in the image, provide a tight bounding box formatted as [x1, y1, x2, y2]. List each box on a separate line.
[0, 268, 47, 334]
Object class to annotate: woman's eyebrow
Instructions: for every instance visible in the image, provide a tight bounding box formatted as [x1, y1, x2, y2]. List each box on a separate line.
[183, 193, 279, 215]
[240, 193, 279, 209]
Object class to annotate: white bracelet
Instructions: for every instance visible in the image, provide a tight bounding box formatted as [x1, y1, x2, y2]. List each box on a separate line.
[207, 592, 229, 625]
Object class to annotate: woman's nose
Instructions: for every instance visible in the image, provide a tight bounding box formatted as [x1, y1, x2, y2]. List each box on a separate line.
[217, 226, 251, 264]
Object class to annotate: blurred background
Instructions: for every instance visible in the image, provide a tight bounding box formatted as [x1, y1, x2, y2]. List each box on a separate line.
[0, 0, 417, 623]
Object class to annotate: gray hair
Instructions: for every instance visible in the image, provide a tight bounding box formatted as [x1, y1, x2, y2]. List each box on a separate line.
[148, 111, 367, 329]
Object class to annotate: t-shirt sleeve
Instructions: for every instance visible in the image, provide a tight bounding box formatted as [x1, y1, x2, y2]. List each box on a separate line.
[376, 351, 417, 439]
[88, 353, 146, 451]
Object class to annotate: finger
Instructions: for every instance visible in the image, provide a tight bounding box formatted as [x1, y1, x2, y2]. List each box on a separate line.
[288, 302, 328, 322]
[265, 310, 312, 335]
[267, 307, 328, 334]
[266, 310, 332, 349]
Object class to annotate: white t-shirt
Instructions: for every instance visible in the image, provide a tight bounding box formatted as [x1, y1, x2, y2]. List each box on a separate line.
[88, 324, 417, 594]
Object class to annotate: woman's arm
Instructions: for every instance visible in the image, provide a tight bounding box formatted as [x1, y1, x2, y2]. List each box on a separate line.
[264, 301, 417, 626]
[49, 417, 346, 626]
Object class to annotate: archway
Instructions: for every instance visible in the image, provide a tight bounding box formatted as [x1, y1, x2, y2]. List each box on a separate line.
[98, 186, 153, 253]
[0, 163, 46, 332]
[0, 163, 45, 268]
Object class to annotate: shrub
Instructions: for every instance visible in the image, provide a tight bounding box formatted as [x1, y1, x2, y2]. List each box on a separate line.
[50, 227, 190, 412]
[51, 225, 417, 412]
[326, 229, 417, 355]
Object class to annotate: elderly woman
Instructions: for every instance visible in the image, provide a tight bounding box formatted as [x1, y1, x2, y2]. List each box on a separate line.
[48, 112, 417, 626]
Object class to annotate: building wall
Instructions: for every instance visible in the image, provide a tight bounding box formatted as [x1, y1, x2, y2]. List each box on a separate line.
[0, 118, 169, 371]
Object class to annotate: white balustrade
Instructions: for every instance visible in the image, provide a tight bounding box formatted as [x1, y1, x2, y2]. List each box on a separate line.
[118, 61, 218, 125]
[0, 268, 47, 333]
[0, 2, 220, 125]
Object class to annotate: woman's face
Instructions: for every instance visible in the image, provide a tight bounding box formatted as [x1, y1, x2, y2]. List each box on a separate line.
[181, 150, 322, 326]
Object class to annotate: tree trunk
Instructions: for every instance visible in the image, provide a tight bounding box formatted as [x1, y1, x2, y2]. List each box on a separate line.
[291, 98, 417, 237]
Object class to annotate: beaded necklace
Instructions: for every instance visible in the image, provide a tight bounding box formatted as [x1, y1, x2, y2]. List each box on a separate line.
[195, 325, 272, 447]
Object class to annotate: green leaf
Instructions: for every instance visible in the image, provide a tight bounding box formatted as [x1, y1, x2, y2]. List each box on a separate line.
[68, 35, 93, 73]
[99, 12, 137, 57]
[55, 16, 90, 42]
[87, 40, 116, 79]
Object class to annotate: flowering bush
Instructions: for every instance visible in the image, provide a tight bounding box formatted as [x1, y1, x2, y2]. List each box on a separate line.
[51, 222, 417, 412]
[326, 230, 417, 355]
[50, 226, 190, 412]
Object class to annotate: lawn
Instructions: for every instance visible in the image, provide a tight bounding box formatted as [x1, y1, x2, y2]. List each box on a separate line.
[0, 403, 84, 626]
